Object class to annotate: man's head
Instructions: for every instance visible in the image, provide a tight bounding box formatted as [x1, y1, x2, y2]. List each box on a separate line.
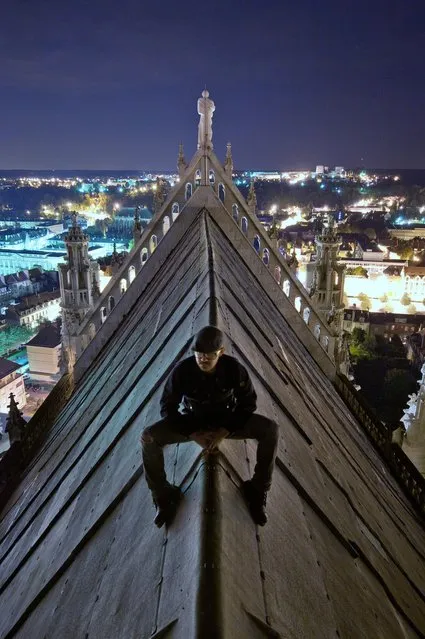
[193, 326, 225, 373]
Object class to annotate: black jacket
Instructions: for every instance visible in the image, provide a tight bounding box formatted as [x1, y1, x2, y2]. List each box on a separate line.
[160, 354, 256, 427]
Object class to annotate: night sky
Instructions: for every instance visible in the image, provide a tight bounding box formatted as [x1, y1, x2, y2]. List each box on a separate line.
[1, 0, 425, 170]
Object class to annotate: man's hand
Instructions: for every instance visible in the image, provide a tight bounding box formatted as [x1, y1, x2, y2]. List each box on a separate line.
[190, 428, 229, 451]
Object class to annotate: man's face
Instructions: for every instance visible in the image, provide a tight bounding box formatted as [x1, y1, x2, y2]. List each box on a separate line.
[194, 348, 224, 373]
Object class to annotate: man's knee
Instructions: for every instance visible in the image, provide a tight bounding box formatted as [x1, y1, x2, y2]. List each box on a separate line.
[266, 419, 279, 442]
[141, 426, 155, 445]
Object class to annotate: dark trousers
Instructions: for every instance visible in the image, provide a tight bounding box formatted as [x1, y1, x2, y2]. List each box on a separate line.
[141, 413, 279, 498]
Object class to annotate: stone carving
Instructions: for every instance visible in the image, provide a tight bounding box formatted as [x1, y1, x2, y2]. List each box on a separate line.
[197, 89, 215, 149]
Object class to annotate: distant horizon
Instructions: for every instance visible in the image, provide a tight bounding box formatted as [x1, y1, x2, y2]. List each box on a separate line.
[1, 167, 425, 175]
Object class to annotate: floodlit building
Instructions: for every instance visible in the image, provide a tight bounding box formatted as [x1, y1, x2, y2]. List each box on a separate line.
[5, 290, 61, 328]
[0, 91, 424, 639]
[26, 322, 62, 384]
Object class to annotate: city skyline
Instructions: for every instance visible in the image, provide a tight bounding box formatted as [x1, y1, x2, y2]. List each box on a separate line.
[1, 0, 424, 170]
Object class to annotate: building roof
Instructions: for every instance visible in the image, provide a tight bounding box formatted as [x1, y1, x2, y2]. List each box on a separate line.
[0, 118, 424, 638]
[11, 290, 60, 314]
[26, 323, 61, 348]
[0, 357, 20, 379]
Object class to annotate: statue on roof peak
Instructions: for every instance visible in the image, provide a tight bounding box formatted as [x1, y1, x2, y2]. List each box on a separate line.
[197, 88, 215, 150]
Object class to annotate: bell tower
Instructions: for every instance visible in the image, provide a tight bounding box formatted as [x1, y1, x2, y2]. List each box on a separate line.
[307, 213, 347, 371]
[59, 213, 100, 372]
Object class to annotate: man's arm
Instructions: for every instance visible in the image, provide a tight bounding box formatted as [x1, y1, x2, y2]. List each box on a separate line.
[233, 361, 257, 416]
[160, 365, 183, 420]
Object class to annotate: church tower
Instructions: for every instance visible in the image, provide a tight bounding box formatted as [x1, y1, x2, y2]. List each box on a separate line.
[59, 213, 100, 372]
[307, 214, 346, 370]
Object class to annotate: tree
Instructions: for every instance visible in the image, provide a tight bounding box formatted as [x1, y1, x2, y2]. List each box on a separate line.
[382, 303, 394, 313]
[346, 266, 368, 278]
[380, 293, 388, 303]
[400, 293, 411, 306]
[358, 292, 372, 310]
[389, 334, 406, 357]
[351, 327, 366, 344]
[397, 246, 414, 260]
[380, 368, 417, 423]
[0, 324, 36, 356]
[407, 303, 417, 314]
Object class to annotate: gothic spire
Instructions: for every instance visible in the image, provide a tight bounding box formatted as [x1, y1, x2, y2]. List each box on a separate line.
[6, 392, 26, 444]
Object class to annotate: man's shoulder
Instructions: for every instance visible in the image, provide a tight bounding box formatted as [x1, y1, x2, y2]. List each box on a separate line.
[220, 354, 246, 373]
[172, 356, 196, 373]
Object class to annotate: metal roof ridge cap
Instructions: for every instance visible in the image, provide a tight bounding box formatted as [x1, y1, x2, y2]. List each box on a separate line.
[194, 454, 223, 639]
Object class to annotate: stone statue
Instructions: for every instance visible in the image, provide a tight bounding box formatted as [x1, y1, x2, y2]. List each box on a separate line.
[197, 89, 215, 149]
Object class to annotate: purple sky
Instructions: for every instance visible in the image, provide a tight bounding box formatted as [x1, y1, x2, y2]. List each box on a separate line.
[1, 0, 425, 170]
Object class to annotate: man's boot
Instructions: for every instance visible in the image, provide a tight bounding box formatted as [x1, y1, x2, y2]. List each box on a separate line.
[153, 485, 183, 528]
[241, 480, 268, 526]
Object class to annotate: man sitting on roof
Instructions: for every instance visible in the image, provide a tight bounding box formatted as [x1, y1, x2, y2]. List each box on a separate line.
[140, 326, 279, 528]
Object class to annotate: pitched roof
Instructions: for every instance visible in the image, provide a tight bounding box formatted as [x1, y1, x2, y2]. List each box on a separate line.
[0, 116, 424, 638]
[26, 323, 61, 348]
[0, 357, 20, 378]
[11, 290, 61, 314]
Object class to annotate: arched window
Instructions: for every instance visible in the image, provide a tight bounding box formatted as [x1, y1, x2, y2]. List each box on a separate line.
[185, 183, 192, 200]
[120, 278, 127, 294]
[88, 322, 96, 339]
[314, 324, 321, 340]
[232, 203, 239, 222]
[322, 335, 329, 350]
[241, 217, 248, 235]
[128, 265, 136, 284]
[209, 169, 215, 185]
[218, 183, 225, 203]
[253, 235, 261, 254]
[149, 234, 157, 254]
[171, 202, 179, 221]
[100, 306, 107, 323]
[195, 169, 201, 187]
[294, 296, 302, 312]
[283, 279, 290, 297]
[140, 248, 148, 266]
[274, 265, 282, 284]
[108, 296, 115, 312]
[162, 216, 170, 235]
[303, 307, 311, 324]
[262, 248, 270, 266]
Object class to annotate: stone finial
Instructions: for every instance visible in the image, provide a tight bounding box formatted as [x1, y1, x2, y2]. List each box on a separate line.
[133, 206, 142, 244]
[91, 270, 100, 300]
[247, 179, 257, 215]
[153, 178, 167, 215]
[224, 142, 233, 178]
[177, 143, 187, 178]
[6, 393, 26, 444]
